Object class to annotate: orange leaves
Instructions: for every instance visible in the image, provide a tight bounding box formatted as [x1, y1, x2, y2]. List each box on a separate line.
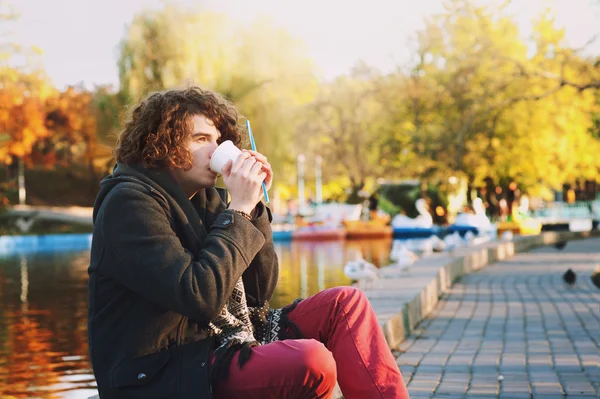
[41, 86, 99, 168]
[0, 68, 100, 168]
[45, 85, 96, 138]
[0, 69, 50, 163]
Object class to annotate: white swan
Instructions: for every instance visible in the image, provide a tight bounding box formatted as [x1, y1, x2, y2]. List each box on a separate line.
[443, 232, 463, 252]
[402, 238, 435, 254]
[15, 216, 37, 233]
[421, 239, 434, 255]
[391, 199, 433, 228]
[501, 231, 513, 242]
[463, 230, 475, 243]
[344, 258, 379, 289]
[430, 235, 446, 252]
[389, 242, 419, 267]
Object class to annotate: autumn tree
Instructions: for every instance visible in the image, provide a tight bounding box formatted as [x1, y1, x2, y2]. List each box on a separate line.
[36, 87, 100, 188]
[0, 71, 52, 165]
[0, 1, 53, 191]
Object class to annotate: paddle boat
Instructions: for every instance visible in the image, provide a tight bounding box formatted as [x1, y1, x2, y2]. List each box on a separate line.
[448, 198, 497, 237]
[271, 224, 294, 241]
[496, 197, 542, 236]
[290, 203, 358, 241]
[343, 211, 393, 239]
[272, 230, 293, 241]
[496, 218, 541, 236]
[292, 223, 346, 241]
[391, 199, 440, 238]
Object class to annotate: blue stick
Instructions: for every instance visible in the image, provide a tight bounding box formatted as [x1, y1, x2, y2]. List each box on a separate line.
[246, 120, 270, 203]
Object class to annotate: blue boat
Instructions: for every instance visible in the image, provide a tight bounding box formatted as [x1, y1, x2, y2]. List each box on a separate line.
[392, 226, 442, 238]
[272, 230, 293, 241]
[446, 225, 479, 237]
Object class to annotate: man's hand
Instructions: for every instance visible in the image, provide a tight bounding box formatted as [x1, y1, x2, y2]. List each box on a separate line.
[222, 152, 267, 215]
[242, 150, 273, 192]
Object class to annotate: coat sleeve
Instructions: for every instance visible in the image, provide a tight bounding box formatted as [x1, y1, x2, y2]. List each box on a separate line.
[242, 202, 279, 307]
[97, 187, 266, 324]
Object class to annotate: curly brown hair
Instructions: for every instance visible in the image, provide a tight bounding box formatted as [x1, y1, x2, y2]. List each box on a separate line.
[114, 86, 244, 170]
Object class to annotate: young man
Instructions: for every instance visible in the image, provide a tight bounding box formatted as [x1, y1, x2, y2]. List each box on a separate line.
[88, 86, 409, 399]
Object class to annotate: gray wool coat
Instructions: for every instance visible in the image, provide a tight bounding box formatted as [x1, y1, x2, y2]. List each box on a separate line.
[87, 163, 278, 399]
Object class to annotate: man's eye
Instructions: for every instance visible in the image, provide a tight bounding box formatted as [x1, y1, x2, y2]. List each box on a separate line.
[196, 137, 207, 142]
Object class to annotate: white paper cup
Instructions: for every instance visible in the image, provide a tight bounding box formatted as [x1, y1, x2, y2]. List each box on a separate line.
[210, 140, 243, 174]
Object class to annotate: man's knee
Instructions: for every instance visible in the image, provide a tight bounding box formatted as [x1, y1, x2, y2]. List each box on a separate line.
[295, 340, 337, 388]
[326, 286, 366, 305]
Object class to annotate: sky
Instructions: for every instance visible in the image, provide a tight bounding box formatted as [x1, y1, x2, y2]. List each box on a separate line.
[9, 0, 600, 90]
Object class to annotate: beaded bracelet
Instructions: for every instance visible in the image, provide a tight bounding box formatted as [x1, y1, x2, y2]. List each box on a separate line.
[230, 209, 253, 221]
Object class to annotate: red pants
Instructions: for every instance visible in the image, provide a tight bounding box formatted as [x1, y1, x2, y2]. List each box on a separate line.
[212, 286, 410, 398]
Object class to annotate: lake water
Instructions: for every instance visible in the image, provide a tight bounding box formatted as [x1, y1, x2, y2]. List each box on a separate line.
[0, 238, 393, 398]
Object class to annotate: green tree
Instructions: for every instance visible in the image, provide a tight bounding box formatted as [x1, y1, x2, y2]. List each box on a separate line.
[298, 64, 392, 196]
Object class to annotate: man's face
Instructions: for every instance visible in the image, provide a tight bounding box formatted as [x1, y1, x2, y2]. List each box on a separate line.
[171, 114, 221, 196]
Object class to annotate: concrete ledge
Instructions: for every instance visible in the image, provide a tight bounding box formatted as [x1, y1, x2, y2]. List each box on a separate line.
[368, 230, 600, 350]
[7, 204, 93, 225]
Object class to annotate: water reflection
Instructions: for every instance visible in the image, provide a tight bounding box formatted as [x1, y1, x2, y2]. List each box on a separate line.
[0, 251, 96, 398]
[0, 237, 392, 397]
[270, 238, 392, 308]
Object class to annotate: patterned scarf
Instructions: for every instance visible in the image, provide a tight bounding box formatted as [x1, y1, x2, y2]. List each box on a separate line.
[208, 277, 302, 381]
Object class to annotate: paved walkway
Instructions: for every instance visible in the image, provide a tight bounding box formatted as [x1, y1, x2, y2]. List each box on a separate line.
[395, 238, 600, 399]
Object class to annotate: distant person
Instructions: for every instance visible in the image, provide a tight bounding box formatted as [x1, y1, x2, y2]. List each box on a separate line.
[368, 193, 379, 212]
[87, 86, 409, 399]
[506, 182, 517, 216]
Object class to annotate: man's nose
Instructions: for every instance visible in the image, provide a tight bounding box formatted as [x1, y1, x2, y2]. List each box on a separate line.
[208, 143, 218, 159]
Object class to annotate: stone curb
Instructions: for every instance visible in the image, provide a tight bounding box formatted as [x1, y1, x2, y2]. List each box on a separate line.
[380, 230, 600, 351]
